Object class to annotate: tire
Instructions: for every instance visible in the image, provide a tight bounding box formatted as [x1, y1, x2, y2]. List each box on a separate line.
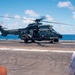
[24, 39, 28, 43]
[54, 39, 59, 42]
[31, 39, 35, 43]
[50, 40, 54, 43]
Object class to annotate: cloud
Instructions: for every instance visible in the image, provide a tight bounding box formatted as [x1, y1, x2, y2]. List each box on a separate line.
[73, 12, 75, 14]
[46, 15, 53, 21]
[57, 1, 75, 20]
[57, 1, 74, 10]
[4, 14, 10, 20]
[54, 24, 75, 34]
[3, 14, 21, 20]
[0, 21, 5, 26]
[23, 16, 35, 24]
[6, 22, 18, 29]
[14, 15, 20, 19]
[25, 10, 39, 17]
[72, 12, 75, 19]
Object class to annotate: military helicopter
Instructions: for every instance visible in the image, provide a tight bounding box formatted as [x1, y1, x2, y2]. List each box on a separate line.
[0, 16, 63, 43]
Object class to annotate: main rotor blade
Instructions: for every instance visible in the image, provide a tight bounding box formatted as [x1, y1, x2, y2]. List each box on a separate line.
[42, 21, 75, 26]
[0, 16, 34, 20]
[0, 15, 75, 26]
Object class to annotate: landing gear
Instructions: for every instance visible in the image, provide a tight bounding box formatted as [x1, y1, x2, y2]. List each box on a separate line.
[54, 39, 59, 42]
[50, 39, 59, 43]
[24, 39, 28, 43]
[50, 40, 54, 43]
[31, 39, 35, 43]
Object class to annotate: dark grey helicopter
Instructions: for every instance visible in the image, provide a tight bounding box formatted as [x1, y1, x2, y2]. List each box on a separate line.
[0, 16, 62, 43]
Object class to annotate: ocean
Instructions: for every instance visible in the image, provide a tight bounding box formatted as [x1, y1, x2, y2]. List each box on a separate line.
[0, 34, 75, 40]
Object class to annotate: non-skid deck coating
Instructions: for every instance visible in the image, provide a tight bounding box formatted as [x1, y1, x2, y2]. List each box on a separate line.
[0, 40, 75, 75]
[0, 40, 75, 51]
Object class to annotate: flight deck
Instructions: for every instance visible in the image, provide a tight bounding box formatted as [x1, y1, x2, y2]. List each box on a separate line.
[0, 40, 75, 75]
[0, 40, 75, 51]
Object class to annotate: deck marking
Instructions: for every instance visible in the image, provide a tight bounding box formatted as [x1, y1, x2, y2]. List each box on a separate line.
[0, 47, 75, 53]
[61, 43, 75, 45]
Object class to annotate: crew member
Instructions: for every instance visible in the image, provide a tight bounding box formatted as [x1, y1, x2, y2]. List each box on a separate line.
[68, 52, 75, 75]
[0, 66, 7, 75]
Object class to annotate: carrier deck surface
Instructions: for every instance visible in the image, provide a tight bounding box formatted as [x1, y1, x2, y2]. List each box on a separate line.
[0, 40, 75, 75]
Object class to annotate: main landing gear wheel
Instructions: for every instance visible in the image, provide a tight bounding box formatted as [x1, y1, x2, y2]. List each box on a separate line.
[50, 40, 54, 43]
[24, 39, 28, 43]
[31, 39, 35, 43]
[54, 39, 59, 42]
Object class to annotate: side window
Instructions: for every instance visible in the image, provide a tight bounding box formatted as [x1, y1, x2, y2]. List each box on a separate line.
[21, 31, 24, 34]
[30, 30, 33, 35]
[27, 30, 30, 34]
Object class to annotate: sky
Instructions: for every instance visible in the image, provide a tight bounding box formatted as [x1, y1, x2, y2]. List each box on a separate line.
[0, 0, 75, 34]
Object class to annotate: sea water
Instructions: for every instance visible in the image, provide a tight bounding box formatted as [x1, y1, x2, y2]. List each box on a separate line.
[62, 34, 75, 40]
[0, 35, 19, 40]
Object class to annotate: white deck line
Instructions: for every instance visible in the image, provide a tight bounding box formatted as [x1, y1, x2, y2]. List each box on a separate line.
[61, 43, 75, 44]
[0, 47, 75, 53]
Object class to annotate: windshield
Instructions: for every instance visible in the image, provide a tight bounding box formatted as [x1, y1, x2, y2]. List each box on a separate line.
[51, 28, 57, 33]
[39, 25, 50, 29]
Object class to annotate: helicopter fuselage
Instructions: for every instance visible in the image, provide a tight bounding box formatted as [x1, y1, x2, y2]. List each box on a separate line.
[19, 24, 62, 43]
[0, 22, 62, 43]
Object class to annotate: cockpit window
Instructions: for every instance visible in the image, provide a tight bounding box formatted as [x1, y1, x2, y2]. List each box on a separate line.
[39, 25, 50, 29]
[39, 25, 50, 31]
[52, 28, 57, 33]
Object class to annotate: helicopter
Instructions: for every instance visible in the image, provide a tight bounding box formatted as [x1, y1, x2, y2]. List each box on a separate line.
[0, 16, 63, 43]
